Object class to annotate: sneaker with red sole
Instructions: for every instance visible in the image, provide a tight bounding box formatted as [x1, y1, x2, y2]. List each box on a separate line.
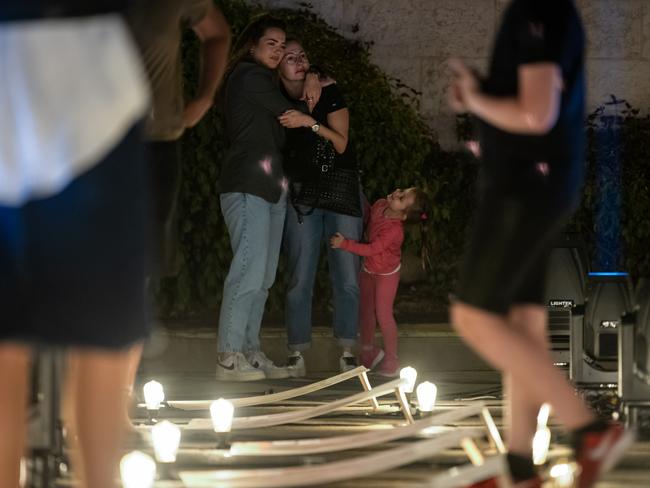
[359, 347, 384, 369]
[575, 422, 635, 488]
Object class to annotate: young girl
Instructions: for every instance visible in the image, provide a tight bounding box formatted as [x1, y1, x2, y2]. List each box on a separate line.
[330, 187, 426, 376]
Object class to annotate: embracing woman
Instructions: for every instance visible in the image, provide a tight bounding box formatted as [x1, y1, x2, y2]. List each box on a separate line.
[278, 39, 363, 376]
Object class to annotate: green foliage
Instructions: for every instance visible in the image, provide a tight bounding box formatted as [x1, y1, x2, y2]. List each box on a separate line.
[156, 0, 434, 316]
[157, 0, 650, 318]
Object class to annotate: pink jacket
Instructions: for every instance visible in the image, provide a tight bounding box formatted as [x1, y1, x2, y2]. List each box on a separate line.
[340, 199, 403, 274]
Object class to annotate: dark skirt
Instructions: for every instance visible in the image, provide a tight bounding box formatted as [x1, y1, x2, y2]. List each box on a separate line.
[0, 124, 151, 350]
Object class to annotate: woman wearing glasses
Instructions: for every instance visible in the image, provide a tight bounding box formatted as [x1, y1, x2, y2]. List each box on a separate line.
[277, 39, 362, 377]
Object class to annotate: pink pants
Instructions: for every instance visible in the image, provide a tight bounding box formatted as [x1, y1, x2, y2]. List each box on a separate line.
[359, 268, 400, 360]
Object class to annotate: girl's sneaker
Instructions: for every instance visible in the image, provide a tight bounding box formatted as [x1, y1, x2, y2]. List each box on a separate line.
[376, 355, 400, 377]
[359, 347, 385, 369]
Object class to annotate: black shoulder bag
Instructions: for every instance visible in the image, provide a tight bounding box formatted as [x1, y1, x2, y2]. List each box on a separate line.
[290, 137, 362, 223]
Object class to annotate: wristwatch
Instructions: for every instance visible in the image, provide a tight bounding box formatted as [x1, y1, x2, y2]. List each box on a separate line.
[311, 122, 320, 133]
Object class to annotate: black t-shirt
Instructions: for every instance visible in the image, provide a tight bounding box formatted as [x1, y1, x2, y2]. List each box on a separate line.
[220, 61, 293, 203]
[479, 0, 585, 204]
[283, 84, 357, 183]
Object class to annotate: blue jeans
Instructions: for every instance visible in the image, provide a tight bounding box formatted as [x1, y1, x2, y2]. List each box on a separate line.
[284, 204, 362, 351]
[218, 192, 286, 353]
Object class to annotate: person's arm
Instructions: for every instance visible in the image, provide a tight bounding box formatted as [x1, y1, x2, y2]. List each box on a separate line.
[330, 228, 400, 257]
[448, 59, 562, 135]
[277, 107, 349, 154]
[183, 5, 231, 128]
[302, 73, 321, 112]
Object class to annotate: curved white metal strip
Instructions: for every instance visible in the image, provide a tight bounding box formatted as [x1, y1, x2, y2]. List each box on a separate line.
[178, 427, 484, 487]
[167, 366, 369, 410]
[184, 378, 404, 431]
[229, 403, 486, 456]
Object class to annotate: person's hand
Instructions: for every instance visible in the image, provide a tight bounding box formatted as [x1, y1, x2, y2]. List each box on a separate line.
[447, 58, 479, 113]
[301, 73, 322, 112]
[183, 96, 213, 128]
[278, 110, 316, 129]
[330, 232, 345, 248]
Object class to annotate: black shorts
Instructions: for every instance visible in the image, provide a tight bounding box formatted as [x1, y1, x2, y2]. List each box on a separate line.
[0, 124, 151, 350]
[455, 191, 576, 316]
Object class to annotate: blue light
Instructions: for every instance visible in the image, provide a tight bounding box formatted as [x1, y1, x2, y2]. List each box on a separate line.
[588, 272, 629, 277]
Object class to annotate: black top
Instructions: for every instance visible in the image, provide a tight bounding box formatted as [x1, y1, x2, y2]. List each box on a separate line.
[283, 84, 357, 183]
[1, 0, 131, 20]
[479, 0, 585, 204]
[220, 61, 293, 203]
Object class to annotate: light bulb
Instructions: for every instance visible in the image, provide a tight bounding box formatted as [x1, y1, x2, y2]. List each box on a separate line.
[143, 380, 165, 410]
[532, 427, 551, 465]
[120, 450, 156, 488]
[537, 403, 551, 428]
[210, 398, 234, 433]
[416, 381, 437, 412]
[399, 366, 418, 394]
[549, 462, 576, 487]
[151, 420, 181, 463]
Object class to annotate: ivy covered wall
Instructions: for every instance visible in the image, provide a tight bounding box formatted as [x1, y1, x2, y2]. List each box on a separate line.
[156, 0, 650, 318]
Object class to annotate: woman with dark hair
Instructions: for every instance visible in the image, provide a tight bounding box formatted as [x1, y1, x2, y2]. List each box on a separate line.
[216, 16, 318, 381]
[277, 39, 363, 376]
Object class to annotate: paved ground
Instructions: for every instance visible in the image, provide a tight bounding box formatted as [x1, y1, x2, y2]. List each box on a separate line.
[109, 370, 650, 488]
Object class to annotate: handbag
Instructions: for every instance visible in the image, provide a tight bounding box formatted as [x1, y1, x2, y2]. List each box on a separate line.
[290, 137, 362, 221]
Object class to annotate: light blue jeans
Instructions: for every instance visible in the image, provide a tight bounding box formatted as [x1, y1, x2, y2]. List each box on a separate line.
[217, 192, 286, 353]
[283, 203, 362, 351]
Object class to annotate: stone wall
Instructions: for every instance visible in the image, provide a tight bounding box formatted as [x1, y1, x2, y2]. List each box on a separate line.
[251, 0, 650, 147]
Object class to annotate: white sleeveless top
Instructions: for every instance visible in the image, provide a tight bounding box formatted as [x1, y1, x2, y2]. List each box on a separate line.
[0, 14, 149, 205]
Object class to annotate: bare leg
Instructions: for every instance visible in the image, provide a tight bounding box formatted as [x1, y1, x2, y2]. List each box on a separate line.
[504, 305, 551, 455]
[123, 343, 143, 427]
[451, 302, 594, 431]
[66, 348, 132, 488]
[0, 343, 30, 488]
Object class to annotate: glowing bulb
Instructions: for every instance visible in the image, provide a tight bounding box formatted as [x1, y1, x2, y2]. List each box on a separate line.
[549, 462, 576, 487]
[416, 381, 437, 412]
[399, 366, 418, 394]
[532, 427, 551, 465]
[532, 403, 552, 465]
[210, 398, 234, 433]
[143, 380, 165, 410]
[120, 451, 156, 488]
[537, 403, 551, 427]
[151, 420, 181, 463]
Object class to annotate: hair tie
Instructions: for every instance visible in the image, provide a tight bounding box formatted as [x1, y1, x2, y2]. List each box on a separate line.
[420, 212, 428, 221]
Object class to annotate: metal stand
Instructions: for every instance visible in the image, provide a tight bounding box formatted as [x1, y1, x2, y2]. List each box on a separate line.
[26, 348, 65, 488]
[619, 280, 650, 426]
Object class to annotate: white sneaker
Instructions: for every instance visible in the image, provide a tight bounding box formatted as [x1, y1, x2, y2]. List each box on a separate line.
[246, 351, 290, 379]
[286, 352, 306, 378]
[339, 353, 357, 373]
[216, 352, 266, 382]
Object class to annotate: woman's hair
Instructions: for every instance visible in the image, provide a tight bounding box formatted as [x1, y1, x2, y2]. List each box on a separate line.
[404, 188, 429, 223]
[226, 15, 287, 73]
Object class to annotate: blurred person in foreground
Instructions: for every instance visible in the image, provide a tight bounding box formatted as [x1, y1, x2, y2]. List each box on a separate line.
[123, 0, 230, 426]
[448, 1, 634, 487]
[0, 1, 149, 487]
